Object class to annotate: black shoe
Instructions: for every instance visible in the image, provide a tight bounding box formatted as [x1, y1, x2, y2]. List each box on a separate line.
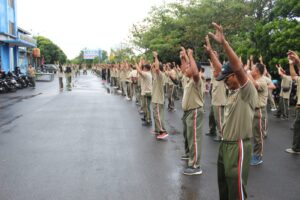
[205, 132, 216, 137]
[142, 121, 152, 126]
[141, 117, 146, 121]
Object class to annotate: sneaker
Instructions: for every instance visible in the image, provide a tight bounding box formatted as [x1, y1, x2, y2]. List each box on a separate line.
[213, 136, 222, 142]
[181, 155, 189, 160]
[142, 121, 152, 127]
[250, 155, 263, 166]
[285, 148, 300, 154]
[157, 132, 169, 139]
[183, 167, 202, 175]
[141, 117, 146, 121]
[271, 108, 277, 111]
[125, 97, 131, 101]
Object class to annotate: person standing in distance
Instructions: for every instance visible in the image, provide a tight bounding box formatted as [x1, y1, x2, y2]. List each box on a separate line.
[286, 50, 300, 154]
[180, 47, 204, 175]
[152, 51, 168, 139]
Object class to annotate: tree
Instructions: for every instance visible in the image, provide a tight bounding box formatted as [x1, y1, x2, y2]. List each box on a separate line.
[36, 36, 67, 64]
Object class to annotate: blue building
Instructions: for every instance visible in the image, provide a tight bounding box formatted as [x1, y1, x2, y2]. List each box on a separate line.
[0, 0, 36, 73]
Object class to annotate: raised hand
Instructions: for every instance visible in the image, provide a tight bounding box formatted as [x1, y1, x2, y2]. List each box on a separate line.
[153, 51, 158, 58]
[204, 35, 213, 52]
[287, 50, 300, 64]
[208, 23, 225, 44]
[187, 49, 193, 57]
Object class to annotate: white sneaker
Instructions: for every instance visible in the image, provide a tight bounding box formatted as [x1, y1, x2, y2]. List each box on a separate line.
[271, 108, 277, 111]
[285, 148, 300, 154]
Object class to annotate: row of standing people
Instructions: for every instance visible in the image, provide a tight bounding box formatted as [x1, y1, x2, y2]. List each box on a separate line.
[96, 23, 299, 200]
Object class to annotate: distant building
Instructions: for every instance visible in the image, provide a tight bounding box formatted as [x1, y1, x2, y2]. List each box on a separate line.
[0, 0, 36, 73]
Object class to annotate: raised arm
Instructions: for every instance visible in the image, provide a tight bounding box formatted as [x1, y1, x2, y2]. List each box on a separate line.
[204, 35, 222, 77]
[153, 51, 160, 74]
[180, 47, 189, 74]
[136, 59, 144, 76]
[187, 49, 200, 83]
[288, 50, 300, 80]
[209, 22, 247, 86]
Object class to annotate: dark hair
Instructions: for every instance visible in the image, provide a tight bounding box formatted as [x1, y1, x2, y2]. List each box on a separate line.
[143, 64, 151, 70]
[255, 63, 265, 75]
[169, 63, 175, 69]
[196, 62, 202, 72]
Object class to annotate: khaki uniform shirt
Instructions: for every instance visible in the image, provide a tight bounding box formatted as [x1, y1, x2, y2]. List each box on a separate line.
[116, 69, 120, 79]
[182, 75, 190, 88]
[152, 72, 164, 104]
[211, 77, 227, 106]
[140, 71, 152, 96]
[111, 69, 115, 78]
[125, 69, 132, 82]
[255, 77, 268, 108]
[163, 72, 168, 86]
[280, 75, 292, 99]
[182, 78, 204, 111]
[264, 76, 273, 94]
[119, 70, 127, 82]
[167, 69, 176, 86]
[27, 67, 36, 77]
[222, 81, 257, 141]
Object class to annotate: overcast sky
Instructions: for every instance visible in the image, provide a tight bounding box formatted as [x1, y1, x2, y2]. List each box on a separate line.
[17, 0, 174, 59]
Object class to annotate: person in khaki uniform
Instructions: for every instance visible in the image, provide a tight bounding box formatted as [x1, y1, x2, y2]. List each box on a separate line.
[275, 64, 292, 119]
[27, 64, 36, 88]
[124, 62, 132, 100]
[137, 59, 153, 126]
[207, 66, 227, 142]
[166, 64, 176, 112]
[246, 63, 268, 165]
[264, 69, 277, 111]
[263, 70, 276, 138]
[152, 52, 168, 139]
[206, 23, 257, 200]
[180, 47, 204, 176]
[64, 65, 72, 91]
[286, 50, 300, 154]
[119, 63, 128, 96]
[128, 65, 138, 102]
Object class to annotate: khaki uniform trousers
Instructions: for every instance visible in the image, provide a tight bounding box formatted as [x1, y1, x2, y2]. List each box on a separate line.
[218, 139, 252, 200]
[182, 107, 203, 168]
[253, 107, 267, 156]
[153, 103, 166, 133]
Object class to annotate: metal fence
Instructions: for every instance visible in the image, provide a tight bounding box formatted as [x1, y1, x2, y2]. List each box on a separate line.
[36, 73, 54, 82]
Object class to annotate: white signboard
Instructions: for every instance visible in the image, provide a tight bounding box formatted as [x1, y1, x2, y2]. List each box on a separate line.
[83, 50, 99, 60]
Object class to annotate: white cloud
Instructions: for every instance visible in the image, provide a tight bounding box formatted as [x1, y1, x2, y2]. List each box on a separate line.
[17, 0, 173, 59]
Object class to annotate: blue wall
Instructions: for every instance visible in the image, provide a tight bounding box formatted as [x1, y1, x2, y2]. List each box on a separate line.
[0, 44, 10, 72]
[0, 0, 8, 33]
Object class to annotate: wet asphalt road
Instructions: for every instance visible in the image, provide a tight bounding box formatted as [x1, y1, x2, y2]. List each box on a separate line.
[0, 72, 299, 200]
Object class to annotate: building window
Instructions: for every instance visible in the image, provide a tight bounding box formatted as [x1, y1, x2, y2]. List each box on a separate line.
[8, 0, 14, 8]
[9, 21, 15, 35]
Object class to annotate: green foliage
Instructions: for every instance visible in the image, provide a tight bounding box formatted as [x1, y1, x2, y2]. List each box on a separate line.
[36, 36, 67, 64]
[129, 0, 299, 71]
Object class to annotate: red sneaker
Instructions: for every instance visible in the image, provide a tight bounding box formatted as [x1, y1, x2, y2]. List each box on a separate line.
[157, 132, 169, 139]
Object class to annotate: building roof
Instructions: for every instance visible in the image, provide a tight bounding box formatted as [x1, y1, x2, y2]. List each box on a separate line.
[17, 27, 31, 35]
